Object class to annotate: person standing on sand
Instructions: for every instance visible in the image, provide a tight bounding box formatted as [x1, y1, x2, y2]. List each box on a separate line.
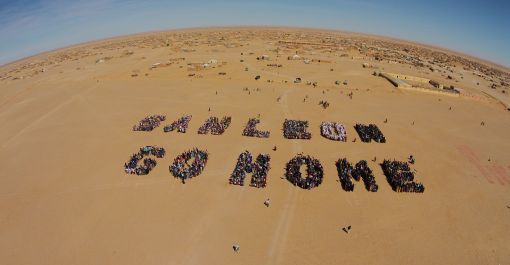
[233, 244, 240, 253]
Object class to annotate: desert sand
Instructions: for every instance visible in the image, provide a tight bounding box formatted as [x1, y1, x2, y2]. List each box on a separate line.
[0, 27, 509, 265]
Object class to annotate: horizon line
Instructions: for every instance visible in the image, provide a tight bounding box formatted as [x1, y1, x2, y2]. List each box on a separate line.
[2, 25, 509, 72]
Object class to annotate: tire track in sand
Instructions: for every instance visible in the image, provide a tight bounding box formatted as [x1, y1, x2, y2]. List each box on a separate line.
[267, 88, 301, 265]
[0, 84, 97, 150]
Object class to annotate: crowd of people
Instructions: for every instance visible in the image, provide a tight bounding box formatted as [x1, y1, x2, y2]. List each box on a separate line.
[320, 122, 347, 141]
[283, 119, 312, 139]
[198, 116, 232, 135]
[285, 155, 323, 189]
[124, 146, 166, 175]
[381, 160, 425, 193]
[336, 159, 378, 192]
[242, 118, 270, 138]
[170, 148, 209, 183]
[354, 124, 386, 143]
[133, 115, 166, 131]
[229, 151, 252, 186]
[164, 115, 192, 133]
[229, 151, 271, 188]
[131, 116, 390, 145]
[251, 154, 271, 188]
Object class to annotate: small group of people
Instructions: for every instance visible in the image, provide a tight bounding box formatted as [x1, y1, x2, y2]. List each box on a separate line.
[242, 118, 270, 138]
[164, 115, 192, 133]
[229, 151, 271, 188]
[336, 159, 378, 192]
[354, 124, 386, 143]
[132, 115, 166, 131]
[124, 146, 166, 175]
[283, 119, 312, 140]
[170, 148, 209, 183]
[320, 122, 347, 142]
[285, 155, 324, 189]
[381, 159, 425, 193]
[198, 116, 232, 135]
[318, 100, 330, 109]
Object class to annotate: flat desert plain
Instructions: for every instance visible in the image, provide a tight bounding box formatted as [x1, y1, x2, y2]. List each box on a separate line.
[0, 27, 509, 265]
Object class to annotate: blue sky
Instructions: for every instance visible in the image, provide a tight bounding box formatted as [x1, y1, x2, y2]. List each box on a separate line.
[0, 0, 509, 67]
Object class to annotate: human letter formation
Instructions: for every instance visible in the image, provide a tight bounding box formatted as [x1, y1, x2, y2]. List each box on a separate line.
[170, 148, 209, 183]
[336, 159, 378, 192]
[381, 160, 425, 192]
[126, 115, 425, 192]
[123, 149, 424, 193]
[285, 155, 324, 189]
[133, 115, 166, 131]
[198, 116, 232, 135]
[133, 114, 386, 142]
[124, 145, 166, 175]
[229, 151, 271, 188]
[164, 115, 192, 133]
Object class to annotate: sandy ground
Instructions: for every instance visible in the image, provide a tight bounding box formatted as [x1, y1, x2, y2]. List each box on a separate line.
[0, 27, 509, 265]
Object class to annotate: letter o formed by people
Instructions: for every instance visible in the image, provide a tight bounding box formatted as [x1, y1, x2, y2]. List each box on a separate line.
[285, 155, 324, 189]
[170, 148, 209, 183]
